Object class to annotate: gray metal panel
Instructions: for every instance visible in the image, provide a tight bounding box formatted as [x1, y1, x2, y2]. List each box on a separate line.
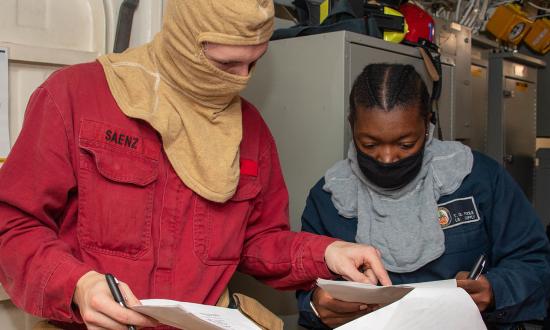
[488, 53, 541, 201]
[243, 32, 348, 232]
[435, 19, 473, 141]
[438, 64, 456, 141]
[470, 64, 488, 152]
[490, 51, 546, 69]
[345, 31, 429, 58]
[503, 77, 537, 200]
[502, 61, 538, 83]
[487, 56, 505, 164]
[537, 52, 550, 137]
[535, 149, 550, 227]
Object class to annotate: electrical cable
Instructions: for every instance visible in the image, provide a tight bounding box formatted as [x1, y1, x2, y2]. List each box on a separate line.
[475, 0, 490, 29]
[527, 1, 550, 12]
[460, 0, 477, 24]
[456, 0, 463, 21]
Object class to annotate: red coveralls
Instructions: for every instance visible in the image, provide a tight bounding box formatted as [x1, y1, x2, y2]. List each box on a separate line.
[0, 62, 336, 327]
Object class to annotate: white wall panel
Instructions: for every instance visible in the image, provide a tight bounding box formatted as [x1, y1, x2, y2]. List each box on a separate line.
[0, 1, 165, 328]
[2, 0, 165, 141]
[0, 0, 106, 64]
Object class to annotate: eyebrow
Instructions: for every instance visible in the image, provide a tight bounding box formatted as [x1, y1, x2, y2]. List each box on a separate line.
[357, 131, 420, 141]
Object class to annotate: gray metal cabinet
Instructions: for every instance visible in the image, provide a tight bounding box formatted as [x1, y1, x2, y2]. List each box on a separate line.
[537, 52, 550, 137]
[435, 18, 473, 143]
[487, 53, 546, 200]
[243, 31, 457, 231]
[470, 59, 488, 153]
[503, 77, 537, 200]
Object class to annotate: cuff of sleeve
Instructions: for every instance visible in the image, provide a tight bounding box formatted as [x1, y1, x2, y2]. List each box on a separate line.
[43, 256, 94, 323]
[297, 290, 329, 330]
[303, 233, 340, 281]
[485, 270, 547, 324]
[485, 270, 517, 312]
[484, 270, 519, 324]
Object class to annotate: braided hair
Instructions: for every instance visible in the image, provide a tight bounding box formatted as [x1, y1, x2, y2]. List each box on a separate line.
[349, 64, 431, 126]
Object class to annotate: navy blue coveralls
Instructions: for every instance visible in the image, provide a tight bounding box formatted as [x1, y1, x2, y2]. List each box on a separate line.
[297, 152, 550, 329]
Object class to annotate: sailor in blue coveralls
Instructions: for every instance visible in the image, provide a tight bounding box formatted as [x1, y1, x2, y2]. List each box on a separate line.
[296, 64, 550, 330]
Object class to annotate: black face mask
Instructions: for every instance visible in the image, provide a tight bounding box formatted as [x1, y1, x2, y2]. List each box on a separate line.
[356, 145, 425, 190]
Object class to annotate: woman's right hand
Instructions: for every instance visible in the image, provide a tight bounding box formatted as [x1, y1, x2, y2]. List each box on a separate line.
[311, 286, 378, 328]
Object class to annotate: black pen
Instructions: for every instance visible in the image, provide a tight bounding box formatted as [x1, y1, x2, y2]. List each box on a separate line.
[467, 254, 487, 280]
[105, 273, 137, 330]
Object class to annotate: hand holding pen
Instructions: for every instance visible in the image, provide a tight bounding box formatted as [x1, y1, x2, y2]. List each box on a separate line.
[72, 271, 158, 329]
[456, 254, 494, 312]
[105, 273, 137, 330]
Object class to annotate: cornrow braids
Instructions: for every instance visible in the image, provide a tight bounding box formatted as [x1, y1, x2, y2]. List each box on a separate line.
[365, 65, 381, 108]
[348, 64, 431, 127]
[387, 65, 413, 109]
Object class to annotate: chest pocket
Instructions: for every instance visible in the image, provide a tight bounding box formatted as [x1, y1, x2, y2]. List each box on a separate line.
[193, 176, 261, 265]
[439, 197, 489, 255]
[77, 122, 159, 259]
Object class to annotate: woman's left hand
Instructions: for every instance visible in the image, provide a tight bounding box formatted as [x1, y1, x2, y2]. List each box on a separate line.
[455, 271, 494, 311]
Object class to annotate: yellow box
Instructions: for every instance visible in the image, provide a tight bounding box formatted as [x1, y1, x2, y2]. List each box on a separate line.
[524, 18, 550, 54]
[486, 4, 532, 45]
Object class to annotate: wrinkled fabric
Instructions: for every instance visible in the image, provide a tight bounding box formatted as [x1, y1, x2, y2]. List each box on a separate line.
[99, 0, 274, 203]
[324, 126, 473, 272]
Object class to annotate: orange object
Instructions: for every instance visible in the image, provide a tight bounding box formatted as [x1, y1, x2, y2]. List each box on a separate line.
[486, 4, 532, 45]
[524, 18, 550, 54]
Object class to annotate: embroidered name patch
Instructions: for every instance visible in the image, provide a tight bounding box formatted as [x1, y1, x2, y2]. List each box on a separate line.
[437, 196, 480, 229]
[105, 129, 139, 149]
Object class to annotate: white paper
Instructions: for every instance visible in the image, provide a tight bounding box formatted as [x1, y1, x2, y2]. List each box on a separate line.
[335, 287, 486, 330]
[0, 48, 9, 158]
[131, 299, 261, 330]
[396, 279, 457, 289]
[316, 278, 456, 305]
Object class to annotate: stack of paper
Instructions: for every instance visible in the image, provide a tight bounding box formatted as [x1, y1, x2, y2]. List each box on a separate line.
[315, 279, 486, 330]
[131, 299, 261, 330]
[316, 278, 456, 305]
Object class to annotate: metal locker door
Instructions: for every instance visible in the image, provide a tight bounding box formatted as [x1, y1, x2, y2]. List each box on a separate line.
[503, 78, 537, 200]
[470, 63, 488, 152]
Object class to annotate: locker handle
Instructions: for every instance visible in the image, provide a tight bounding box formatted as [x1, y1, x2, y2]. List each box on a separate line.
[503, 90, 515, 98]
